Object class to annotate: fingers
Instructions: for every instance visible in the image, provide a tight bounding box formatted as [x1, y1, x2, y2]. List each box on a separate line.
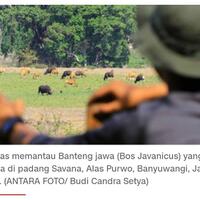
[87, 81, 134, 130]
[0, 95, 24, 126]
[87, 100, 123, 130]
[0, 101, 15, 125]
[12, 100, 25, 116]
[89, 101, 123, 114]
[86, 82, 169, 130]
[89, 80, 132, 105]
[0, 96, 13, 117]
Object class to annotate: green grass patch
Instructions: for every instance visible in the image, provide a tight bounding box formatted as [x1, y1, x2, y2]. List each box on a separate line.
[0, 73, 160, 108]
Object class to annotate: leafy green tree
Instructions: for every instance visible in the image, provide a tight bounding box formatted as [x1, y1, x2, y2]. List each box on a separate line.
[17, 49, 38, 66]
[0, 5, 137, 67]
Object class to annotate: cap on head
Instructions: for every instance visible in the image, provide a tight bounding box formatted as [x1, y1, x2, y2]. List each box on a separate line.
[137, 6, 200, 78]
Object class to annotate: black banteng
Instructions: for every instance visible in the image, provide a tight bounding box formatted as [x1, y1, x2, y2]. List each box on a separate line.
[44, 67, 56, 75]
[61, 70, 72, 79]
[135, 74, 145, 83]
[104, 70, 114, 80]
[38, 85, 52, 95]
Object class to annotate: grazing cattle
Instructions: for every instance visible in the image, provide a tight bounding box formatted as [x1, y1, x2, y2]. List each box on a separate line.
[126, 71, 136, 80]
[51, 68, 59, 75]
[75, 70, 86, 77]
[69, 72, 76, 79]
[38, 85, 52, 95]
[44, 67, 56, 75]
[32, 71, 42, 79]
[20, 67, 31, 77]
[65, 79, 77, 87]
[61, 70, 72, 79]
[135, 74, 145, 83]
[104, 70, 114, 80]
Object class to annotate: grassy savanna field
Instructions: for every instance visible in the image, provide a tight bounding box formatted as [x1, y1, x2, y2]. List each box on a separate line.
[0, 67, 161, 136]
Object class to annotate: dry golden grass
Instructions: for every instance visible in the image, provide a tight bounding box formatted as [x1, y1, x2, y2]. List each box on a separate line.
[4, 66, 157, 76]
[24, 107, 86, 136]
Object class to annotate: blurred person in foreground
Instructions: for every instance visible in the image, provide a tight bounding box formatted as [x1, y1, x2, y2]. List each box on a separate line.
[1, 5, 200, 144]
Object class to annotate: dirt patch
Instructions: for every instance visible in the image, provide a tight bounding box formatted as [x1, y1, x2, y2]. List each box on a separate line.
[24, 107, 86, 136]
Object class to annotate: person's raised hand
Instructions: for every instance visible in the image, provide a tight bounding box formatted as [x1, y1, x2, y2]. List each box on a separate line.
[0, 95, 24, 127]
[87, 81, 168, 130]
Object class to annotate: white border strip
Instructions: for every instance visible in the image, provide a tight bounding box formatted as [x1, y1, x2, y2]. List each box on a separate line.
[1, 1, 200, 5]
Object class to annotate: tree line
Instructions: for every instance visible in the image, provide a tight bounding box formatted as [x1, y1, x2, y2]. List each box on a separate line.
[0, 5, 137, 67]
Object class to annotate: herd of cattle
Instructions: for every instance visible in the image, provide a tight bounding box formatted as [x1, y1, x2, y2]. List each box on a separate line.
[0, 66, 145, 95]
